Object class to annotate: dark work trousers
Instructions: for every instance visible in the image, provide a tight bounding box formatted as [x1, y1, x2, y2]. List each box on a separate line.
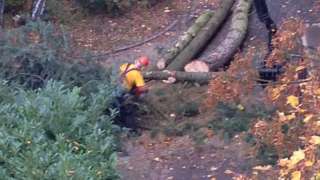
[254, 0, 277, 53]
[112, 87, 139, 131]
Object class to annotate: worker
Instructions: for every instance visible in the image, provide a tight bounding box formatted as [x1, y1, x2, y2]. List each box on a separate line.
[111, 56, 150, 131]
[254, 0, 277, 52]
[119, 56, 150, 97]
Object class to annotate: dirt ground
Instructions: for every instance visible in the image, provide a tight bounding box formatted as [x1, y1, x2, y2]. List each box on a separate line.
[68, 0, 320, 179]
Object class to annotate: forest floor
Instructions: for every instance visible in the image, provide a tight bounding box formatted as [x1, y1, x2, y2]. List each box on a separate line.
[69, 0, 320, 179]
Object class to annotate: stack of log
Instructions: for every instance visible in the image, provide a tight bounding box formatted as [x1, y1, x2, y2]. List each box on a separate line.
[145, 0, 253, 83]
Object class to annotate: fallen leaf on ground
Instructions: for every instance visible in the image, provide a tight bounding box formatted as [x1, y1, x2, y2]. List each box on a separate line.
[305, 160, 314, 167]
[287, 95, 299, 108]
[303, 114, 314, 123]
[289, 150, 305, 167]
[252, 165, 272, 171]
[309, 136, 320, 145]
[291, 171, 301, 180]
[210, 166, 218, 171]
[224, 169, 234, 174]
[295, 66, 306, 72]
[237, 104, 245, 111]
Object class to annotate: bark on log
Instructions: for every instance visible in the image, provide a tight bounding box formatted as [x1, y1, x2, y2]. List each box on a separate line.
[0, 0, 4, 28]
[204, 0, 253, 70]
[157, 11, 213, 70]
[166, 0, 234, 71]
[143, 71, 218, 83]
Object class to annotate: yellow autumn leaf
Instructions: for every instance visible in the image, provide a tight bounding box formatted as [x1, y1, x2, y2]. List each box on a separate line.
[310, 136, 320, 145]
[252, 165, 272, 171]
[303, 114, 314, 123]
[295, 66, 306, 72]
[315, 88, 320, 96]
[279, 158, 289, 167]
[297, 108, 306, 113]
[291, 171, 301, 180]
[305, 160, 314, 167]
[289, 150, 305, 168]
[237, 104, 245, 111]
[271, 88, 281, 100]
[286, 113, 296, 121]
[287, 95, 299, 108]
[278, 112, 295, 122]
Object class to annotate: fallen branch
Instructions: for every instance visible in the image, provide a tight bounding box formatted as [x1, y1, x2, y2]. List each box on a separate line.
[204, 0, 253, 70]
[166, 0, 235, 71]
[143, 71, 219, 83]
[157, 11, 213, 70]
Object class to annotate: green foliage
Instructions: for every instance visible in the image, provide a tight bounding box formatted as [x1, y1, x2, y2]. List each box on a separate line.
[256, 144, 279, 165]
[161, 120, 201, 137]
[0, 21, 112, 95]
[45, 0, 83, 24]
[208, 102, 273, 139]
[176, 102, 200, 117]
[4, 0, 26, 13]
[0, 80, 119, 179]
[0, 20, 122, 179]
[77, 0, 157, 15]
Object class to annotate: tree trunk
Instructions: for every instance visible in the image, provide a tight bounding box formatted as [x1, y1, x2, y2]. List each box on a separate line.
[143, 71, 218, 83]
[32, 0, 46, 21]
[0, 0, 4, 28]
[157, 11, 213, 70]
[166, 0, 234, 71]
[204, 0, 253, 70]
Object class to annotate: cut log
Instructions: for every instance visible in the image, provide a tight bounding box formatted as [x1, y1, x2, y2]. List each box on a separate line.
[157, 11, 214, 70]
[204, 0, 253, 70]
[184, 60, 210, 72]
[143, 71, 218, 83]
[166, 0, 234, 71]
[0, 0, 4, 28]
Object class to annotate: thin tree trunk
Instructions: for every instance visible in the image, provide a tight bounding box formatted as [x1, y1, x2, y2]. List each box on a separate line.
[157, 11, 213, 70]
[32, 0, 46, 21]
[143, 71, 219, 83]
[204, 0, 252, 70]
[166, 0, 235, 71]
[0, 0, 4, 28]
[254, 0, 277, 52]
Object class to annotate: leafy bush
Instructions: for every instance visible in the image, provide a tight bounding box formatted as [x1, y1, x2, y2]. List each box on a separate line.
[0, 80, 119, 179]
[0, 21, 112, 94]
[0, 20, 122, 179]
[4, 0, 27, 13]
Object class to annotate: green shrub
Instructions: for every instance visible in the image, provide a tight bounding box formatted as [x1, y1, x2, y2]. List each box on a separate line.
[0, 80, 119, 179]
[0, 21, 122, 179]
[0, 21, 112, 94]
[176, 102, 200, 117]
[4, 0, 26, 13]
[208, 102, 273, 139]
